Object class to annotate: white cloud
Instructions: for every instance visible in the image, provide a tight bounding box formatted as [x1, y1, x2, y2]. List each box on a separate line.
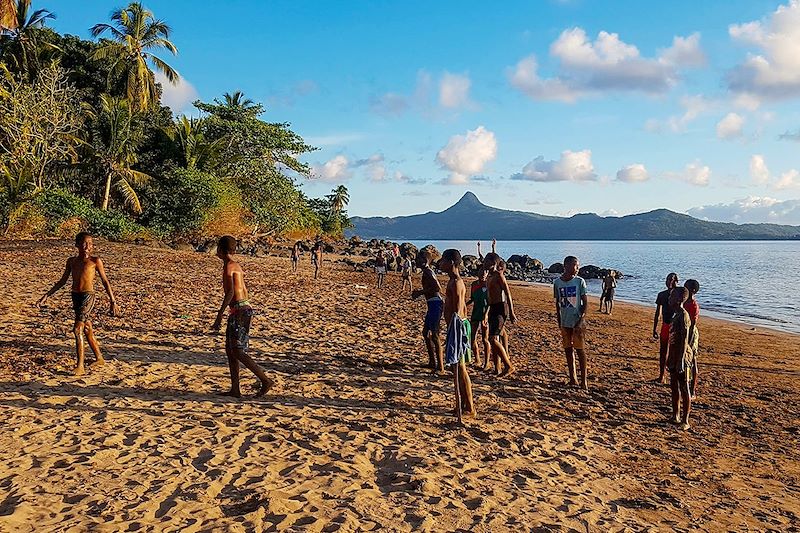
[688, 196, 800, 224]
[733, 92, 761, 111]
[512, 149, 597, 182]
[716, 112, 745, 139]
[435, 126, 498, 185]
[775, 169, 800, 189]
[646, 95, 714, 133]
[510, 28, 705, 101]
[728, 1, 800, 99]
[370, 93, 409, 116]
[394, 171, 427, 185]
[155, 71, 198, 114]
[439, 72, 472, 109]
[353, 153, 386, 182]
[616, 163, 649, 183]
[668, 161, 711, 186]
[312, 155, 352, 182]
[306, 132, 364, 147]
[750, 154, 770, 185]
[600, 208, 620, 216]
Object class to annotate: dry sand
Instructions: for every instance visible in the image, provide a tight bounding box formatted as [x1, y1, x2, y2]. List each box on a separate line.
[0, 239, 798, 532]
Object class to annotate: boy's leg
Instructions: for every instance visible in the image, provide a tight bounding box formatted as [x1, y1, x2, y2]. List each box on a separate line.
[576, 349, 588, 390]
[234, 349, 273, 396]
[679, 374, 691, 429]
[73, 321, 86, 376]
[669, 372, 680, 423]
[84, 320, 106, 367]
[658, 340, 668, 383]
[502, 330, 510, 358]
[469, 319, 479, 365]
[480, 324, 490, 369]
[459, 362, 475, 415]
[564, 348, 577, 385]
[433, 333, 443, 373]
[423, 330, 436, 370]
[223, 328, 241, 397]
[491, 336, 513, 376]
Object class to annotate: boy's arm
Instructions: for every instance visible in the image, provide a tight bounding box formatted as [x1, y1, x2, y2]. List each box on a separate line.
[212, 272, 237, 330]
[37, 259, 72, 306]
[95, 258, 118, 316]
[652, 305, 661, 338]
[501, 275, 516, 322]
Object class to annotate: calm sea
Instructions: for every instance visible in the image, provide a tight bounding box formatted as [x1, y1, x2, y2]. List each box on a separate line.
[410, 240, 800, 335]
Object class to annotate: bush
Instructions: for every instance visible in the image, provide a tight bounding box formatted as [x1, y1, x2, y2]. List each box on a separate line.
[36, 188, 146, 241]
[140, 168, 226, 237]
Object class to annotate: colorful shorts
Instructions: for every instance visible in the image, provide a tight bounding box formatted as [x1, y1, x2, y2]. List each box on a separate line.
[560, 323, 586, 350]
[71, 292, 96, 323]
[226, 303, 253, 353]
[424, 297, 443, 334]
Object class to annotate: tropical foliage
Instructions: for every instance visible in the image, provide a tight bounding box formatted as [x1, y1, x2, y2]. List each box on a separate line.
[0, 1, 347, 240]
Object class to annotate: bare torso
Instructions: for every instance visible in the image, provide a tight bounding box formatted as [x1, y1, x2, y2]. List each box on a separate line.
[486, 271, 505, 305]
[444, 276, 466, 324]
[69, 256, 99, 292]
[223, 260, 249, 304]
[421, 266, 441, 299]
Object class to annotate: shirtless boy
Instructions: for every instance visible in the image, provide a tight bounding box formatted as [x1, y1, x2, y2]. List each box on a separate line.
[653, 273, 679, 383]
[375, 251, 387, 289]
[554, 256, 589, 390]
[467, 267, 490, 368]
[211, 235, 274, 398]
[38, 232, 117, 375]
[483, 253, 515, 377]
[291, 241, 301, 272]
[311, 241, 323, 279]
[440, 249, 475, 420]
[412, 249, 444, 373]
[400, 255, 413, 293]
[683, 279, 701, 399]
[600, 270, 617, 314]
[667, 286, 693, 431]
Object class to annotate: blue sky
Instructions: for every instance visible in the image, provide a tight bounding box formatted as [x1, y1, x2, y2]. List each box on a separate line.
[45, 0, 800, 223]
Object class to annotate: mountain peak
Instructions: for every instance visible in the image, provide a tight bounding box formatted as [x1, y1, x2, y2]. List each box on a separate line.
[454, 191, 482, 208]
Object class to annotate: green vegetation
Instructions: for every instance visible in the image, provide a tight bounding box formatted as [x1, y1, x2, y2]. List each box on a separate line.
[0, 0, 350, 240]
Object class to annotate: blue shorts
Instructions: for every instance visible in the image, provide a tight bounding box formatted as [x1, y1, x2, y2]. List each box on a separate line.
[424, 297, 443, 334]
[226, 305, 253, 353]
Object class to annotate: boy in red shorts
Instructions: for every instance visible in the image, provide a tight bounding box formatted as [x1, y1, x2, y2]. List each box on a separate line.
[653, 272, 679, 383]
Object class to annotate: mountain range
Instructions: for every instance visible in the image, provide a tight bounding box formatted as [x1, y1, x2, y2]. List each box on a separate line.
[348, 192, 800, 240]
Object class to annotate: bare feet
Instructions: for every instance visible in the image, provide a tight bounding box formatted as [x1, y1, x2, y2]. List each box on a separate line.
[499, 366, 515, 378]
[217, 390, 242, 398]
[73, 366, 86, 376]
[256, 378, 274, 397]
[89, 358, 106, 369]
[669, 415, 680, 424]
[581, 381, 588, 391]
[462, 408, 477, 418]
[678, 422, 691, 431]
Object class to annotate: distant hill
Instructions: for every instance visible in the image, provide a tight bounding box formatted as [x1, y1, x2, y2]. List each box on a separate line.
[348, 192, 800, 240]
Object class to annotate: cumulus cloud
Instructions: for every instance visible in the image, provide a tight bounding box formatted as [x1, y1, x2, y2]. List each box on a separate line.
[750, 155, 770, 185]
[667, 161, 711, 186]
[312, 155, 352, 182]
[688, 196, 800, 224]
[775, 169, 800, 189]
[716, 112, 745, 139]
[372, 70, 473, 116]
[512, 149, 597, 182]
[393, 171, 427, 185]
[728, 1, 800, 100]
[353, 153, 386, 182]
[645, 94, 714, 133]
[435, 126, 498, 185]
[509, 28, 705, 101]
[439, 72, 472, 109]
[155, 71, 198, 114]
[616, 163, 649, 183]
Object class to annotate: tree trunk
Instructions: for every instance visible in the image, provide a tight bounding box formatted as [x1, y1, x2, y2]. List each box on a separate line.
[101, 171, 113, 210]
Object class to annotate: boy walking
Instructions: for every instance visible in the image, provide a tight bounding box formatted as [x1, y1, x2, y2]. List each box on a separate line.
[667, 286, 693, 430]
[440, 249, 475, 420]
[412, 249, 443, 373]
[375, 251, 387, 289]
[600, 270, 617, 314]
[400, 255, 413, 293]
[312, 241, 323, 279]
[211, 235, 274, 398]
[291, 241, 301, 272]
[553, 256, 589, 390]
[653, 273, 679, 383]
[467, 267, 490, 368]
[37, 232, 118, 375]
[483, 253, 515, 377]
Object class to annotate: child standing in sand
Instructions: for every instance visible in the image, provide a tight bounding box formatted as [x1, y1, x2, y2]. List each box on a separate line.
[683, 279, 701, 399]
[375, 251, 387, 289]
[467, 267, 490, 368]
[400, 255, 413, 293]
[553, 256, 589, 390]
[412, 250, 444, 373]
[291, 241, 301, 272]
[211, 236, 274, 398]
[440, 249, 475, 420]
[483, 253, 515, 377]
[312, 241, 323, 279]
[37, 232, 118, 375]
[653, 273, 679, 383]
[600, 271, 617, 314]
[667, 286, 693, 430]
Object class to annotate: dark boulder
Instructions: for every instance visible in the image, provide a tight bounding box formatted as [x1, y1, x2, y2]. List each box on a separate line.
[418, 244, 441, 262]
[548, 262, 564, 274]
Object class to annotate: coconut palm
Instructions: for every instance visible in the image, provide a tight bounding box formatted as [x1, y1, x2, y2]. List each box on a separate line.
[168, 116, 226, 172]
[90, 2, 178, 111]
[328, 185, 349, 215]
[84, 94, 151, 212]
[222, 90, 257, 111]
[0, 0, 56, 75]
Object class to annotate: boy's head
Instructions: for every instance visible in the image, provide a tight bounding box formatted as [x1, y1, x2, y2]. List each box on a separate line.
[416, 249, 433, 268]
[684, 279, 700, 295]
[564, 255, 579, 276]
[75, 232, 93, 253]
[669, 286, 689, 308]
[217, 235, 237, 258]
[477, 266, 487, 281]
[665, 272, 679, 289]
[498, 260, 506, 273]
[439, 248, 462, 275]
[483, 252, 500, 271]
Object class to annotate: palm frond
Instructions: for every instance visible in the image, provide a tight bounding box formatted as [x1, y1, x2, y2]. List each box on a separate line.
[113, 176, 142, 213]
[149, 54, 178, 82]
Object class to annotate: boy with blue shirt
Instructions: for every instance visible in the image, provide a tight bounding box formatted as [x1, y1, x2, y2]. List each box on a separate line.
[553, 255, 589, 390]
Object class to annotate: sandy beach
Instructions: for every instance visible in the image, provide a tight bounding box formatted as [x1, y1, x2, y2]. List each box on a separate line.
[0, 239, 798, 532]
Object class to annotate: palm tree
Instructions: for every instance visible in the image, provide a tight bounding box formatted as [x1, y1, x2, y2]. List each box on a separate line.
[90, 2, 178, 112]
[328, 185, 350, 216]
[222, 90, 257, 111]
[167, 116, 225, 172]
[84, 94, 152, 212]
[0, 0, 56, 75]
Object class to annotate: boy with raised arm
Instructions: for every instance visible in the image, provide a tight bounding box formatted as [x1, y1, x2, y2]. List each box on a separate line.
[212, 235, 274, 398]
[667, 286, 693, 430]
[37, 232, 118, 375]
[553, 255, 589, 390]
[440, 249, 475, 420]
[412, 249, 444, 373]
[483, 252, 515, 377]
[653, 273, 679, 383]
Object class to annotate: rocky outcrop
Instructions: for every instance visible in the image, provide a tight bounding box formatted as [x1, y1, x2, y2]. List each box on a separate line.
[548, 262, 564, 274]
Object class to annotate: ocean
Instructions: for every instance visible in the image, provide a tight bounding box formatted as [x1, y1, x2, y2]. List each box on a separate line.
[410, 240, 800, 335]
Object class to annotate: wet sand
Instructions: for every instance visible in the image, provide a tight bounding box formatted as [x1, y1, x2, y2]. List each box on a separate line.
[0, 239, 798, 532]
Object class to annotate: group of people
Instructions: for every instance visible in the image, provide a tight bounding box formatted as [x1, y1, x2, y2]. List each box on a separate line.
[374, 245, 413, 290]
[291, 240, 324, 279]
[37, 232, 701, 430]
